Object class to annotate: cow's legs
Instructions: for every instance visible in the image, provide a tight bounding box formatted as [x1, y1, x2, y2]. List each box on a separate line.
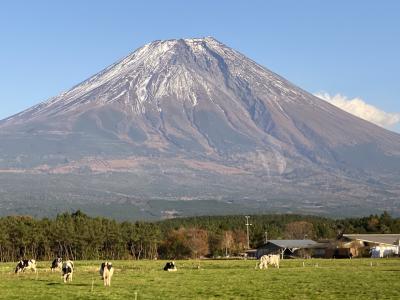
[260, 261, 268, 269]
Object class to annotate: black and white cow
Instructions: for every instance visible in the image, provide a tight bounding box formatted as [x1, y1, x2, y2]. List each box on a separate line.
[15, 259, 37, 273]
[99, 261, 114, 287]
[51, 257, 62, 272]
[163, 261, 177, 272]
[62, 260, 74, 283]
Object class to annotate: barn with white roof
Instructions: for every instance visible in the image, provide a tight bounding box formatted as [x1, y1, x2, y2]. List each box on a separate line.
[342, 234, 400, 258]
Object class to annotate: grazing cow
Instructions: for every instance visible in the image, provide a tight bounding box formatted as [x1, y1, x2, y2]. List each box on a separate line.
[257, 254, 280, 269]
[163, 261, 177, 272]
[62, 260, 74, 283]
[51, 257, 62, 272]
[15, 259, 37, 273]
[99, 262, 114, 287]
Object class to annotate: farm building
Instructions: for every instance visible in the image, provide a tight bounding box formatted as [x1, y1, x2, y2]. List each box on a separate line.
[324, 243, 359, 258]
[341, 234, 400, 258]
[255, 240, 326, 259]
[256, 235, 400, 259]
[243, 249, 257, 259]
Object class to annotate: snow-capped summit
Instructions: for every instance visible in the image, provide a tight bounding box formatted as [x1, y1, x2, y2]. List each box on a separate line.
[3, 37, 316, 123]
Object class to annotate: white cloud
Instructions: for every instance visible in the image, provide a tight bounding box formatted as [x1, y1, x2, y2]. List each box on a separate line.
[315, 92, 400, 129]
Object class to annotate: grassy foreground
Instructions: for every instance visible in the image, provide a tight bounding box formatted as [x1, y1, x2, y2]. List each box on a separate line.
[0, 259, 399, 299]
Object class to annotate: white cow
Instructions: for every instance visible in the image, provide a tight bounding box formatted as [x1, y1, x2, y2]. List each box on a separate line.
[100, 262, 114, 287]
[62, 260, 74, 283]
[257, 254, 280, 269]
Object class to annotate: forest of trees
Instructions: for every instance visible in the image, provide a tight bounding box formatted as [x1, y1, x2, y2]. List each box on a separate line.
[0, 211, 399, 262]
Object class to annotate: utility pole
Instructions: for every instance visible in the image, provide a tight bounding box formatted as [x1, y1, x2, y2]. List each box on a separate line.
[245, 216, 252, 249]
[264, 231, 268, 244]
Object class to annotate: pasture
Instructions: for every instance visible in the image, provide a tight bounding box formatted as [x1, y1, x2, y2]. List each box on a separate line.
[0, 259, 399, 299]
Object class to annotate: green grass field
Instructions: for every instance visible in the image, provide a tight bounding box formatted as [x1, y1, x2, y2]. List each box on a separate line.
[0, 259, 399, 299]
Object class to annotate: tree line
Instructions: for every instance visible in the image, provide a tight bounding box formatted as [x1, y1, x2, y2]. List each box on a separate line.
[0, 211, 399, 262]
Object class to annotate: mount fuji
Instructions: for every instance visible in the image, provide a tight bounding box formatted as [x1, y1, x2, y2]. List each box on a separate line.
[1, 37, 399, 219]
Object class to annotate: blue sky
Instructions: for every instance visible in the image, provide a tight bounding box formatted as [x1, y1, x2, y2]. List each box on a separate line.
[1, 1, 399, 130]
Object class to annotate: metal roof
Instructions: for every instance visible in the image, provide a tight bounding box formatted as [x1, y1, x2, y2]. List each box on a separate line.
[263, 240, 318, 249]
[343, 234, 400, 245]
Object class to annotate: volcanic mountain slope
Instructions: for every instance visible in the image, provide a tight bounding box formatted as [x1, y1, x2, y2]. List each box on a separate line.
[1, 37, 399, 219]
